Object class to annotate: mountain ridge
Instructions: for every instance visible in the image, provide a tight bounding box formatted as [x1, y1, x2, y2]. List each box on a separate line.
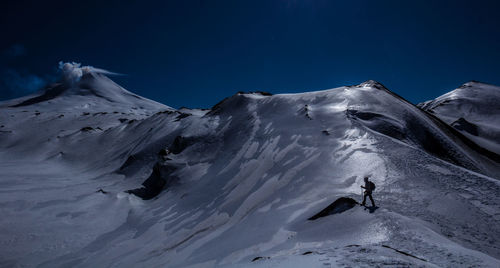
[418, 81, 500, 155]
[0, 73, 499, 267]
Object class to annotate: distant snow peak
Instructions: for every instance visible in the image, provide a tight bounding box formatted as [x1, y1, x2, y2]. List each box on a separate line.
[358, 80, 386, 90]
[58, 61, 118, 85]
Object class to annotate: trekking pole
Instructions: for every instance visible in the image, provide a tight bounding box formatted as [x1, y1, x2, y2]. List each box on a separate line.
[360, 187, 363, 204]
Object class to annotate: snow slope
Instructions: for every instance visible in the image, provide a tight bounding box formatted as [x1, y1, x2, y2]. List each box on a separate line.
[0, 73, 499, 267]
[0, 70, 173, 168]
[418, 81, 500, 155]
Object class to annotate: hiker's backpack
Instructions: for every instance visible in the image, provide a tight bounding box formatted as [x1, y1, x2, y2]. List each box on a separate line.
[369, 181, 376, 191]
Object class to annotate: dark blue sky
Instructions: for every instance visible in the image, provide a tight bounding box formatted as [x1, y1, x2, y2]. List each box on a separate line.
[1, 0, 500, 108]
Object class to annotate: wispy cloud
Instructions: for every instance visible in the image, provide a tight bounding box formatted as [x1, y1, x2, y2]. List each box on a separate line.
[58, 61, 121, 85]
[0, 57, 122, 101]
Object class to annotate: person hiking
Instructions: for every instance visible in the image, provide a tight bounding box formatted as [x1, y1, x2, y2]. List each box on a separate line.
[361, 176, 376, 207]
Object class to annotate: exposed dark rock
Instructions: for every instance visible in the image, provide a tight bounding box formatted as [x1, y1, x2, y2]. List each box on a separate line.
[236, 91, 273, 96]
[304, 105, 312, 120]
[80, 127, 94, 132]
[9, 83, 66, 107]
[118, 118, 128, 123]
[126, 162, 181, 200]
[179, 106, 210, 111]
[251, 256, 269, 262]
[381, 245, 427, 262]
[155, 110, 176, 115]
[119, 155, 136, 171]
[126, 164, 166, 200]
[256, 91, 273, 96]
[322, 130, 330, 135]
[451, 117, 478, 136]
[158, 148, 170, 156]
[308, 197, 358, 220]
[169, 136, 196, 154]
[175, 112, 191, 121]
[96, 189, 108, 194]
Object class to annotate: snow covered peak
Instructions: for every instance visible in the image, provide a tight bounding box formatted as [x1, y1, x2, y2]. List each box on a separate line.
[3, 62, 171, 112]
[418, 81, 500, 113]
[460, 80, 498, 88]
[357, 80, 387, 90]
[421, 81, 500, 107]
[419, 81, 500, 154]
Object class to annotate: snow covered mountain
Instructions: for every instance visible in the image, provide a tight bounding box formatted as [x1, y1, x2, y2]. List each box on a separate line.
[418, 81, 500, 155]
[0, 67, 499, 267]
